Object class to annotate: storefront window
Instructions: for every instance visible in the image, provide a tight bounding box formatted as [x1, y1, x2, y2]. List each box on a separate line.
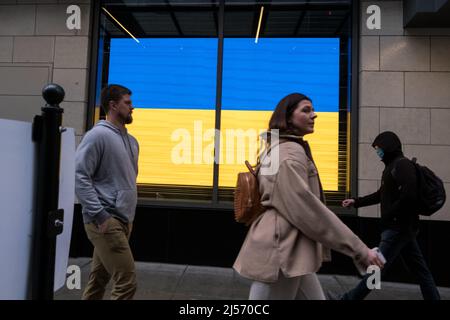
[93, 0, 353, 205]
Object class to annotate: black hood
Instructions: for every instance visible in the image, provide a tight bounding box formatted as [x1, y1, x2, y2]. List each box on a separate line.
[372, 131, 404, 165]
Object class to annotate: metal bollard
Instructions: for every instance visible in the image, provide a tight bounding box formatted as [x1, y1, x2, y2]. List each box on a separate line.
[30, 84, 66, 300]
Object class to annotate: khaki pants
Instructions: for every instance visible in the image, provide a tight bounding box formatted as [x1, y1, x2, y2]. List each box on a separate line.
[82, 217, 137, 300]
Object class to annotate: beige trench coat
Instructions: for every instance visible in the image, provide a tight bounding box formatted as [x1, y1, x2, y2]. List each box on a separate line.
[233, 139, 369, 283]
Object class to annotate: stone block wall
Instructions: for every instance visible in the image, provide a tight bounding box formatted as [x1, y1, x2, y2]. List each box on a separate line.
[0, 0, 91, 147]
[359, 1, 450, 221]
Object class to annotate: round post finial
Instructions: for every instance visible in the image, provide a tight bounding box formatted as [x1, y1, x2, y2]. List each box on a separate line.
[42, 84, 65, 107]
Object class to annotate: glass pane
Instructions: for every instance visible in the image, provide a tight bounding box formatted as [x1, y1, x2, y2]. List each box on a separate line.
[220, 0, 350, 199]
[108, 38, 217, 187]
[219, 37, 340, 190]
[98, 1, 219, 198]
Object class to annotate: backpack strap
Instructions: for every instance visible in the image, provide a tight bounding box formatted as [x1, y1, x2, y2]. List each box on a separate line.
[247, 140, 291, 177]
[245, 160, 258, 177]
[390, 156, 404, 178]
[390, 156, 415, 183]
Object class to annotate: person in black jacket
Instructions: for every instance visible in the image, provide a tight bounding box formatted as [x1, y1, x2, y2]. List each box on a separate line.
[339, 131, 440, 300]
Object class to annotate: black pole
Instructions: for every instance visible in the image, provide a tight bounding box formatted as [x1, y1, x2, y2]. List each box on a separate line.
[31, 84, 66, 300]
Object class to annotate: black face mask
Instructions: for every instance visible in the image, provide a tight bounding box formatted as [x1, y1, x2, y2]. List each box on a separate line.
[372, 131, 403, 164]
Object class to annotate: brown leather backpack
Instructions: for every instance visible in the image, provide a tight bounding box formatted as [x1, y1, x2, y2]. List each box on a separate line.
[234, 160, 265, 226]
[234, 139, 291, 226]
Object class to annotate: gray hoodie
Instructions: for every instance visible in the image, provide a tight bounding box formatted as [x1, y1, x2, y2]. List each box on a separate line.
[75, 120, 139, 225]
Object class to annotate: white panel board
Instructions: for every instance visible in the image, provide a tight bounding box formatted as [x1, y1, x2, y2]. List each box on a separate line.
[0, 119, 75, 298]
[54, 128, 75, 292]
[0, 119, 35, 299]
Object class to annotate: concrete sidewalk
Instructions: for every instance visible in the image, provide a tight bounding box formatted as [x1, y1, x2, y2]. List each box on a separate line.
[55, 258, 450, 300]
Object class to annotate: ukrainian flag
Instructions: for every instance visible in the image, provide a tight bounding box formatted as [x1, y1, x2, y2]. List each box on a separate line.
[108, 38, 340, 190]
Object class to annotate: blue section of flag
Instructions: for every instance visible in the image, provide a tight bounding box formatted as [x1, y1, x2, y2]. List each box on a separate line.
[109, 38, 218, 110]
[108, 38, 339, 112]
[222, 38, 339, 111]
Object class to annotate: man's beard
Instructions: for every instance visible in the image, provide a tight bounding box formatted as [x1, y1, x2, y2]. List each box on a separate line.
[125, 114, 133, 124]
[120, 113, 133, 124]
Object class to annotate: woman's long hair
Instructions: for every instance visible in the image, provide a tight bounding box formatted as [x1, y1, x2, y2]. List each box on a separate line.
[266, 93, 312, 145]
[256, 93, 312, 166]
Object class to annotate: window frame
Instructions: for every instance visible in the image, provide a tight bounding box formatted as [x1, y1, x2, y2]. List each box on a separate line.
[86, 0, 360, 214]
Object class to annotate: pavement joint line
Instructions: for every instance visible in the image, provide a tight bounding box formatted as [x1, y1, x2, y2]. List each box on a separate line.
[332, 275, 349, 292]
[170, 264, 189, 300]
[78, 259, 92, 269]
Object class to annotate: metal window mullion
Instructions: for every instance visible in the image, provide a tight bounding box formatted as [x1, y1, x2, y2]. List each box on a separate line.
[212, 0, 224, 204]
[350, 0, 360, 204]
[86, 0, 102, 130]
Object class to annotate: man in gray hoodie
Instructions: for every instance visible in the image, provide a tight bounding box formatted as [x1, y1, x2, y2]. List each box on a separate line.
[75, 84, 139, 300]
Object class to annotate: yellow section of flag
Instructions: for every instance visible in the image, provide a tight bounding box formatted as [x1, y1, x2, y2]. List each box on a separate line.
[127, 109, 338, 190]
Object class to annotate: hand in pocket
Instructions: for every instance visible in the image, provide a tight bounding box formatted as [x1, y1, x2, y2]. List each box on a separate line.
[97, 217, 112, 234]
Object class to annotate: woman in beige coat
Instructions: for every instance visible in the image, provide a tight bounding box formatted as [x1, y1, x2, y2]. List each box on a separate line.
[233, 93, 384, 300]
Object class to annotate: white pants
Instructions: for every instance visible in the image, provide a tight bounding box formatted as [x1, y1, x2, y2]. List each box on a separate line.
[249, 272, 326, 300]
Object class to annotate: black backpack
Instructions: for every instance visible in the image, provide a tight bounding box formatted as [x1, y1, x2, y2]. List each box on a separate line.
[409, 157, 446, 216]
